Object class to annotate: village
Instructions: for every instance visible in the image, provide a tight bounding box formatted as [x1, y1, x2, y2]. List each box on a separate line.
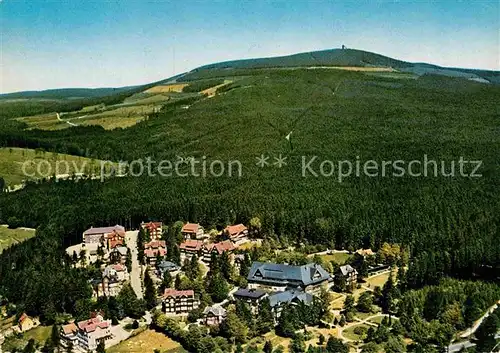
[1, 218, 498, 353]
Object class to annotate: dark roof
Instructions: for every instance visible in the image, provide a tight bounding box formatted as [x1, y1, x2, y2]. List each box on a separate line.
[268, 289, 313, 308]
[247, 262, 331, 286]
[234, 288, 267, 300]
[203, 305, 227, 316]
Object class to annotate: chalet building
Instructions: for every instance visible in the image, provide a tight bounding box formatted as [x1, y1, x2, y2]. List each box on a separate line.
[223, 224, 249, 244]
[233, 288, 268, 314]
[247, 262, 331, 294]
[367, 264, 390, 276]
[141, 221, 163, 240]
[18, 313, 35, 332]
[337, 264, 358, 289]
[203, 305, 227, 326]
[61, 314, 112, 352]
[106, 230, 125, 250]
[202, 240, 235, 262]
[179, 239, 203, 260]
[144, 240, 166, 265]
[268, 289, 313, 321]
[156, 260, 180, 278]
[181, 223, 204, 240]
[109, 246, 128, 265]
[83, 225, 125, 245]
[162, 289, 200, 315]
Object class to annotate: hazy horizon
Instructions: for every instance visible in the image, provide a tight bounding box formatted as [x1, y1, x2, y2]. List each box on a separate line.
[2, 0, 499, 94]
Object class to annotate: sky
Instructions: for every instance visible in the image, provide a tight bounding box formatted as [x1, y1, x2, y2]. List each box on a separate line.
[1, 0, 499, 93]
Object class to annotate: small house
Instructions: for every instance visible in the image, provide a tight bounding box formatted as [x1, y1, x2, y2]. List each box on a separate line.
[18, 313, 34, 332]
[141, 221, 163, 240]
[162, 289, 200, 315]
[223, 224, 249, 244]
[203, 305, 227, 326]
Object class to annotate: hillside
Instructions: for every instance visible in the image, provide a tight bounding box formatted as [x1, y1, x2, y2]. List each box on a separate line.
[1, 68, 499, 270]
[0, 87, 137, 100]
[0, 147, 114, 187]
[0, 51, 499, 348]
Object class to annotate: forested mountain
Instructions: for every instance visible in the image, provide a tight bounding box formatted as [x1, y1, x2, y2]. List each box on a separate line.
[0, 53, 499, 322]
[194, 48, 500, 83]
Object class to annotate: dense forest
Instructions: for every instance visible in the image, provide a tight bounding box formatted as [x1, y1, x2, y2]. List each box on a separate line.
[0, 68, 499, 326]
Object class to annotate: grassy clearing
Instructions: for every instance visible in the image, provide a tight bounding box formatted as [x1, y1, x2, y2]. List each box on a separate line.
[17, 100, 165, 131]
[0, 225, 36, 253]
[330, 292, 345, 310]
[24, 325, 51, 343]
[107, 329, 186, 353]
[314, 66, 396, 72]
[0, 147, 109, 186]
[146, 83, 188, 93]
[354, 311, 377, 320]
[367, 315, 386, 325]
[364, 71, 419, 80]
[17, 112, 68, 130]
[319, 253, 352, 265]
[0, 315, 16, 330]
[200, 80, 233, 97]
[1, 325, 51, 352]
[366, 271, 391, 288]
[304, 326, 338, 347]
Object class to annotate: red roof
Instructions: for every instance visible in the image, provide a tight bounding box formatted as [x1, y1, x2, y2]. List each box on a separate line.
[144, 240, 166, 249]
[206, 241, 235, 254]
[180, 239, 203, 251]
[77, 317, 109, 333]
[225, 224, 248, 237]
[112, 264, 126, 272]
[182, 223, 200, 234]
[144, 248, 166, 257]
[163, 288, 194, 298]
[142, 221, 162, 231]
[109, 238, 124, 249]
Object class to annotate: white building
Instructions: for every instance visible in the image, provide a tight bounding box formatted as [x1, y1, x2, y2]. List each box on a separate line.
[61, 314, 112, 352]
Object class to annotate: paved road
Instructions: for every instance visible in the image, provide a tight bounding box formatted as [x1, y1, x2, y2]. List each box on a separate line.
[449, 332, 500, 353]
[126, 230, 143, 299]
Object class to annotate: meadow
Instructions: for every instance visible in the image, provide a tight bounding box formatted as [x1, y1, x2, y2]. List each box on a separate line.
[0, 225, 36, 253]
[107, 329, 186, 353]
[0, 147, 109, 186]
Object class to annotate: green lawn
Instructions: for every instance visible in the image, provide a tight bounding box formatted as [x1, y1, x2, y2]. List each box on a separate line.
[355, 311, 376, 320]
[0, 225, 36, 253]
[24, 325, 51, 343]
[107, 329, 186, 353]
[343, 324, 370, 341]
[1, 325, 51, 352]
[367, 315, 386, 325]
[0, 147, 112, 187]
